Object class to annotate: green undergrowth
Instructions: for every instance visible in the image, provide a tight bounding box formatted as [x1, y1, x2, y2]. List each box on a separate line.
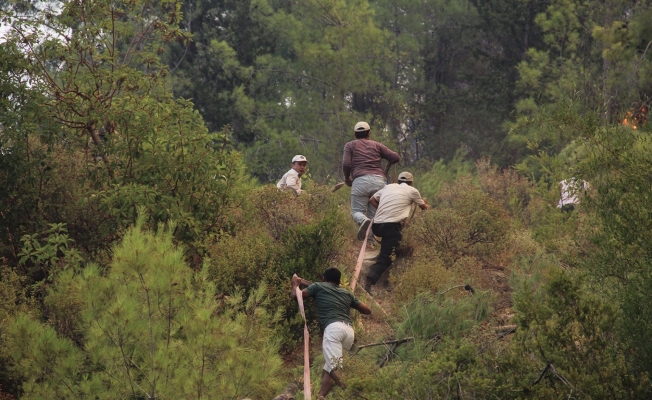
[3, 149, 652, 398]
[324, 157, 652, 399]
[206, 185, 350, 349]
[3, 219, 285, 399]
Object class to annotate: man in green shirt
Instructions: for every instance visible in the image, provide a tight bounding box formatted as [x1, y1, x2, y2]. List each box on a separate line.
[291, 268, 372, 398]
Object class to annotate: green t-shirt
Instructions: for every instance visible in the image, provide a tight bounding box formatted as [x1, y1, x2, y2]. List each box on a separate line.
[306, 282, 361, 329]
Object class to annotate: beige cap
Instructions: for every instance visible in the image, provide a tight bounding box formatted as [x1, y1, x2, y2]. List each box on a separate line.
[398, 171, 413, 182]
[354, 121, 370, 132]
[292, 155, 308, 163]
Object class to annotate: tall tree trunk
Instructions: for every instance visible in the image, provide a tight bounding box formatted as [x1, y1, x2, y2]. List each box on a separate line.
[602, 0, 612, 125]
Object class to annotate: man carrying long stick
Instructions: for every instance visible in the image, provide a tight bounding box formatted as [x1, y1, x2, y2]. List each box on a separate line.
[292, 268, 372, 398]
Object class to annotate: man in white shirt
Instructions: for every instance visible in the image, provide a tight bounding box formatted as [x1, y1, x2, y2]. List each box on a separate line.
[277, 155, 308, 195]
[558, 178, 589, 212]
[363, 171, 429, 295]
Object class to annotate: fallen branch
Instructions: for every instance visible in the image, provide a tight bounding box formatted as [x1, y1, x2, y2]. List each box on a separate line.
[354, 337, 413, 354]
[424, 335, 442, 349]
[532, 362, 551, 385]
[494, 325, 517, 334]
[532, 362, 577, 392]
[378, 342, 399, 368]
[496, 325, 517, 340]
[435, 284, 475, 296]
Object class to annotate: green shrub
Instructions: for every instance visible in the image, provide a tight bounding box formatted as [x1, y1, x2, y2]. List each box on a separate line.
[251, 186, 314, 241]
[407, 178, 510, 264]
[350, 340, 498, 399]
[207, 228, 278, 295]
[343, 290, 493, 399]
[528, 200, 590, 263]
[509, 266, 651, 398]
[4, 221, 284, 399]
[415, 148, 474, 200]
[207, 185, 349, 348]
[16, 223, 82, 283]
[391, 256, 451, 304]
[476, 158, 533, 223]
[0, 267, 37, 398]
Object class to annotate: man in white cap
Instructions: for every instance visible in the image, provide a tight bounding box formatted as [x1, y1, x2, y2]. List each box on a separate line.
[277, 155, 308, 195]
[342, 121, 400, 242]
[364, 171, 429, 295]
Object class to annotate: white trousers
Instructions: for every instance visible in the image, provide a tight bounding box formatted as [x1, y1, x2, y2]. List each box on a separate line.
[322, 321, 354, 373]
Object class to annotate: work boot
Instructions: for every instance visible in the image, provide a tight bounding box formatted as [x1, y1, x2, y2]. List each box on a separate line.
[357, 218, 371, 241]
[364, 280, 374, 296]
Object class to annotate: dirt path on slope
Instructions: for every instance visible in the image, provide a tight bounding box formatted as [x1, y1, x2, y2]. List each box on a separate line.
[279, 238, 517, 397]
[350, 243, 516, 341]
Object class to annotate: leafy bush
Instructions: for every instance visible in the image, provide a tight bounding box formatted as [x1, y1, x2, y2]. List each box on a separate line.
[476, 158, 533, 222]
[17, 223, 82, 283]
[207, 185, 349, 347]
[415, 148, 474, 199]
[342, 290, 493, 399]
[251, 186, 316, 241]
[349, 340, 499, 399]
[1, 0, 254, 272]
[579, 122, 652, 377]
[4, 221, 283, 399]
[208, 227, 278, 294]
[407, 178, 510, 264]
[396, 291, 490, 358]
[509, 266, 651, 398]
[391, 256, 452, 304]
[0, 267, 37, 398]
[527, 193, 593, 264]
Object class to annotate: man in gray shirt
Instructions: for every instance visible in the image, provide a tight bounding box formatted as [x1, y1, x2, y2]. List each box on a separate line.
[292, 268, 371, 398]
[342, 121, 400, 242]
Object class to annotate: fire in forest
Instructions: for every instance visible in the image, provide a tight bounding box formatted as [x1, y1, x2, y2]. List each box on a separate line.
[622, 105, 648, 130]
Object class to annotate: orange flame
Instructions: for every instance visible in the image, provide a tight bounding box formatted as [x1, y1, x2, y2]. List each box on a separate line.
[622, 106, 648, 130]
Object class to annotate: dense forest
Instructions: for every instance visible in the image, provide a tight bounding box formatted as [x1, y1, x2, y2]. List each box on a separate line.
[1, 0, 652, 398]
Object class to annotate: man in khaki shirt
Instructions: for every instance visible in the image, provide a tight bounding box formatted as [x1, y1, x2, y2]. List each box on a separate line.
[277, 155, 308, 195]
[364, 171, 429, 295]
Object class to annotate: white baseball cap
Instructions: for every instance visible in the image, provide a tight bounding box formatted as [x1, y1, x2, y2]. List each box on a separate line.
[398, 171, 413, 182]
[354, 121, 370, 132]
[292, 155, 308, 163]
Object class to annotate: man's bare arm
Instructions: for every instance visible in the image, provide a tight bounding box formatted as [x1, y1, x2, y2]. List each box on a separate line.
[353, 302, 372, 315]
[369, 196, 379, 208]
[342, 144, 353, 186]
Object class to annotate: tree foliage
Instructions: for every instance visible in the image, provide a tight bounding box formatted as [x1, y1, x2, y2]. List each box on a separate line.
[3, 0, 652, 398]
[1, 0, 250, 268]
[4, 221, 283, 399]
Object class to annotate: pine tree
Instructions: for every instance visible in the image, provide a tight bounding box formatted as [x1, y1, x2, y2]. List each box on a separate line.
[4, 220, 283, 399]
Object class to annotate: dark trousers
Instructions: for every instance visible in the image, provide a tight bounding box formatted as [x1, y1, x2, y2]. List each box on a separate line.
[366, 222, 402, 285]
[560, 204, 575, 212]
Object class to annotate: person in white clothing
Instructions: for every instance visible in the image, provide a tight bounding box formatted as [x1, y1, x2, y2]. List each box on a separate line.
[277, 155, 308, 195]
[558, 178, 589, 212]
[363, 171, 429, 295]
